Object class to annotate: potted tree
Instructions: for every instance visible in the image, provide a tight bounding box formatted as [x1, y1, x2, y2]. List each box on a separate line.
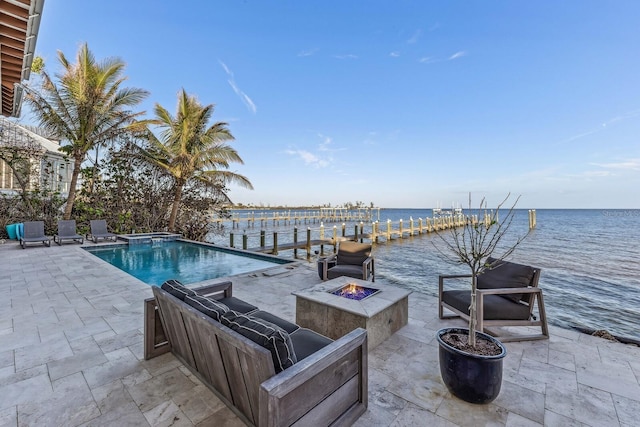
[434, 193, 530, 404]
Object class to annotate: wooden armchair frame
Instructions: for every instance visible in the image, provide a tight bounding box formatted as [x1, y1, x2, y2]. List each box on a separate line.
[438, 269, 549, 342]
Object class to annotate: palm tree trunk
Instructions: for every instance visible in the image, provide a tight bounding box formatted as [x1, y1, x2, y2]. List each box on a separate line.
[63, 156, 83, 220]
[168, 183, 184, 232]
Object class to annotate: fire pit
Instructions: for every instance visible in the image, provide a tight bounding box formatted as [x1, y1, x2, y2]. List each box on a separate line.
[330, 283, 380, 301]
[293, 277, 411, 349]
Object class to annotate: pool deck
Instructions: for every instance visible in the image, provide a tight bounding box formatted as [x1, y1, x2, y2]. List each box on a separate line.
[1, 241, 639, 426]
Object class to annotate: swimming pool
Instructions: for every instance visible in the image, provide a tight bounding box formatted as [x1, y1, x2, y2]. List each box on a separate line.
[84, 240, 292, 286]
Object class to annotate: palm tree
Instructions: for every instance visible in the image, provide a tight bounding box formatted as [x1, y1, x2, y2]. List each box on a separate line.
[144, 89, 253, 232]
[24, 43, 149, 219]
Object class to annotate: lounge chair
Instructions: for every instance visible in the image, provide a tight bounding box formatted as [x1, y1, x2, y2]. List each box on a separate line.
[54, 220, 84, 245]
[320, 241, 375, 281]
[88, 219, 117, 243]
[20, 221, 52, 249]
[438, 257, 549, 342]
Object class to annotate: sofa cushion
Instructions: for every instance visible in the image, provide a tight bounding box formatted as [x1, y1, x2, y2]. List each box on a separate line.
[218, 296, 258, 314]
[185, 294, 228, 322]
[251, 310, 300, 334]
[327, 265, 364, 280]
[222, 311, 297, 373]
[290, 328, 333, 361]
[161, 279, 195, 301]
[477, 258, 535, 302]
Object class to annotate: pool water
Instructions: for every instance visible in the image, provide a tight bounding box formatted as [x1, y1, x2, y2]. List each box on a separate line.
[84, 241, 291, 286]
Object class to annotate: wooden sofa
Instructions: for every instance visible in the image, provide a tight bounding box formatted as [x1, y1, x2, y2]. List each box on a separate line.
[144, 280, 368, 426]
[438, 257, 549, 342]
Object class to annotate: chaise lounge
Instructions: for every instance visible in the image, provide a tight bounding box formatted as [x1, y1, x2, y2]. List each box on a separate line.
[54, 220, 84, 245]
[20, 221, 52, 249]
[88, 219, 117, 243]
[438, 257, 549, 342]
[145, 280, 368, 426]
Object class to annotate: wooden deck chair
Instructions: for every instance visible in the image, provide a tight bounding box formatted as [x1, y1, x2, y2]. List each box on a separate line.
[438, 257, 549, 342]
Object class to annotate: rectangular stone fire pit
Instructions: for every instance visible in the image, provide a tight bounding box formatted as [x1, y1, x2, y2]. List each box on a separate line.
[293, 276, 411, 349]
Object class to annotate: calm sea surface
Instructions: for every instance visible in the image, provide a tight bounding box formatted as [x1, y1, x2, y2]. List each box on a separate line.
[209, 209, 640, 342]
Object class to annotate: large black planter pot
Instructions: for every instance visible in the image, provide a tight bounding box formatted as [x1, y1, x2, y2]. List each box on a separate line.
[436, 327, 507, 404]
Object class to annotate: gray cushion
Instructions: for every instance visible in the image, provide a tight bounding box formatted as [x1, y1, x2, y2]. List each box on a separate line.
[337, 242, 371, 265]
[442, 290, 531, 320]
[161, 279, 195, 301]
[222, 311, 297, 373]
[218, 296, 258, 314]
[327, 265, 364, 280]
[185, 294, 228, 321]
[477, 257, 535, 302]
[290, 328, 333, 361]
[251, 310, 300, 334]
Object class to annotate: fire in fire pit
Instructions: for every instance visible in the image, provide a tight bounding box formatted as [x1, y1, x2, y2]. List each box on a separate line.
[331, 283, 380, 301]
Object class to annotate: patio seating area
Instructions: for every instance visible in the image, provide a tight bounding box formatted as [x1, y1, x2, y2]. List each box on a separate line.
[1, 241, 639, 426]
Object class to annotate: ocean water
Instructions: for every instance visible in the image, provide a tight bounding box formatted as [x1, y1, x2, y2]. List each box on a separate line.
[209, 209, 640, 341]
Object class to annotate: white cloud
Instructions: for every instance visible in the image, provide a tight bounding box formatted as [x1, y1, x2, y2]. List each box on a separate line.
[334, 54, 358, 59]
[448, 51, 466, 60]
[560, 109, 640, 144]
[390, 51, 400, 57]
[407, 29, 422, 44]
[285, 149, 329, 168]
[591, 158, 640, 171]
[298, 48, 318, 57]
[419, 57, 438, 64]
[219, 60, 257, 114]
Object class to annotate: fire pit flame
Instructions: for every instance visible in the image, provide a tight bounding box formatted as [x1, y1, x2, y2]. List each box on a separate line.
[331, 283, 380, 301]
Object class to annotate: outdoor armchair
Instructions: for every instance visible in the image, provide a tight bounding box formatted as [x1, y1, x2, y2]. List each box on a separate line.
[438, 257, 549, 342]
[321, 241, 375, 282]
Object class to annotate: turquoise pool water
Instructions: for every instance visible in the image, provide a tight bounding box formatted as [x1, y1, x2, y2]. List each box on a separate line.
[84, 241, 290, 286]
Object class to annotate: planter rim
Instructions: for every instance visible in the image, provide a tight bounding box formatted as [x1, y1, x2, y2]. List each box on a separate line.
[437, 327, 507, 360]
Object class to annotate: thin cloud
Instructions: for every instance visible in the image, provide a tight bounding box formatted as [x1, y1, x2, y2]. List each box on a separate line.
[334, 54, 358, 59]
[390, 51, 400, 58]
[419, 57, 438, 64]
[285, 149, 329, 168]
[560, 109, 640, 144]
[219, 60, 257, 114]
[318, 134, 332, 151]
[591, 158, 640, 171]
[298, 48, 318, 57]
[448, 51, 466, 60]
[407, 29, 422, 44]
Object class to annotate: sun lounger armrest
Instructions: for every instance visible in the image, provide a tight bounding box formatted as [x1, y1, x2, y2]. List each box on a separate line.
[259, 328, 368, 427]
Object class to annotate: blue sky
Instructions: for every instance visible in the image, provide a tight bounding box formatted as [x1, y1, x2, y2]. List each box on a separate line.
[24, 1, 640, 208]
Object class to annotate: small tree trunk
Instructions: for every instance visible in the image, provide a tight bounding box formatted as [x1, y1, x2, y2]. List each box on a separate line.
[168, 183, 184, 232]
[468, 273, 478, 347]
[63, 156, 83, 220]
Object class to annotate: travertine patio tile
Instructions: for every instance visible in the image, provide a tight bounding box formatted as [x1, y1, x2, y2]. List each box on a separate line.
[17, 372, 99, 426]
[612, 393, 640, 426]
[575, 356, 640, 400]
[494, 380, 545, 424]
[0, 329, 40, 352]
[95, 328, 143, 353]
[545, 384, 618, 427]
[505, 412, 543, 427]
[128, 368, 198, 412]
[392, 402, 457, 427]
[0, 364, 47, 388]
[172, 384, 227, 425]
[0, 374, 52, 409]
[353, 400, 398, 426]
[14, 335, 73, 371]
[369, 389, 408, 416]
[547, 348, 576, 371]
[0, 406, 17, 426]
[143, 399, 192, 426]
[194, 405, 245, 427]
[0, 350, 12, 369]
[436, 397, 509, 427]
[518, 358, 578, 393]
[82, 347, 142, 389]
[543, 410, 585, 427]
[77, 401, 149, 427]
[48, 348, 108, 381]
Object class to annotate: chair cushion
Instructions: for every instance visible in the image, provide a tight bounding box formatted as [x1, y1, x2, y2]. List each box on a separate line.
[185, 294, 229, 321]
[218, 296, 258, 314]
[251, 310, 300, 334]
[442, 290, 531, 320]
[477, 258, 535, 302]
[327, 264, 364, 280]
[290, 328, 333, 361]
[337, 242, 370, 265]
[222, 311, 297, 373]
[161, 279, 196, 301]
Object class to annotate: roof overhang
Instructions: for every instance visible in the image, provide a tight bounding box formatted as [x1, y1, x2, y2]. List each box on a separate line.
[0, 0, 45, 117]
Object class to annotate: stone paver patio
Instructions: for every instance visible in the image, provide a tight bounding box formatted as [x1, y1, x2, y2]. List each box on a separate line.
[1, 241, 639, 426]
